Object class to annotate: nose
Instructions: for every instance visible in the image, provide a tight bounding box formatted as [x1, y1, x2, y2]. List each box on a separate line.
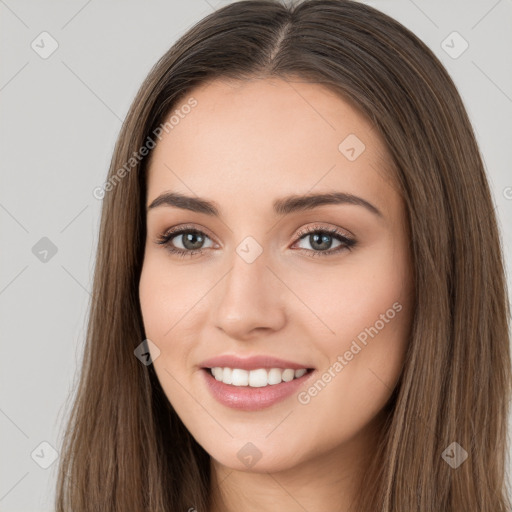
[213, 250, 287, 340]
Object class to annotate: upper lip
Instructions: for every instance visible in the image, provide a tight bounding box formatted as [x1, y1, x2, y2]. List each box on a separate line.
[199, 355, 314, 371]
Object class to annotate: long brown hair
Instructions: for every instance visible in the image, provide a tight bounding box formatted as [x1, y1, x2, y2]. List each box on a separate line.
[55, 0, 512, 510]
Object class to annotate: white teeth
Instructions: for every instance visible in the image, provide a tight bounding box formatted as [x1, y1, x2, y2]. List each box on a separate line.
[282, 369, 295, 382]
[268, 368, 282, 385]
[248, 368, 268, 387]
[210, 367, 309, 387]
[222, 367, 232, 385]
[231, 369, 249, 386]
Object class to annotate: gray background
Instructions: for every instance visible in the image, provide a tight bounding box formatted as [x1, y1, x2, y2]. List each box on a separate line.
[1, 0, 511, 510]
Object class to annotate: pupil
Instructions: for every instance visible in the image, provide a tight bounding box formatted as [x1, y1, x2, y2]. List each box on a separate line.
[311, 233, 332, 251]
[183, 232, 204, 250]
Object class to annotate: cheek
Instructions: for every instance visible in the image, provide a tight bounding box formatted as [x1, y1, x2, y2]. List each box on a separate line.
[139, 264, 168, 346]
[138, 257, 192, 382]
[138, 259, 196, 419]
[291, 240, 411, 424]
[299, 299, 409, 453]
[288, 237, 411, 350]
[139, 252, 208, 341]
[138, 254, 212, 395]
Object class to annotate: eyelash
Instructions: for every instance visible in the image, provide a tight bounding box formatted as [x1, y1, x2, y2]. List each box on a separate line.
[155, 223, 357, 259]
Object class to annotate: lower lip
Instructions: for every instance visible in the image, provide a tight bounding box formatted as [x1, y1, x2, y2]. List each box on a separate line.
[201, 368, 314, 411]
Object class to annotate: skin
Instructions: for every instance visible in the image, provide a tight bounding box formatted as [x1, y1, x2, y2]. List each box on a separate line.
[139, 77, 414, 512]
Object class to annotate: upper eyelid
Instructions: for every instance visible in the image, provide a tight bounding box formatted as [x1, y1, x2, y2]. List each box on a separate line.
[163, 223, 215, 239]
[295, 224, 354, 239]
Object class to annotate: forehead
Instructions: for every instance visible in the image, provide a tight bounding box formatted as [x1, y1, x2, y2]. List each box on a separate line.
[146, 77, 398, 219]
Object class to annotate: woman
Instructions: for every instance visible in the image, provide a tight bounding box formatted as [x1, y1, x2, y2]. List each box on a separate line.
[56, 0, 512, 510]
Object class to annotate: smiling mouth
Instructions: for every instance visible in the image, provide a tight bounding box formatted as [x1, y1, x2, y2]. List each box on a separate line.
[204, 367, 314, 387]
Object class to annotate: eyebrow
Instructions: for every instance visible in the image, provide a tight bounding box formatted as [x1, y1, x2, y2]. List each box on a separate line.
[147, 191, 383, 218]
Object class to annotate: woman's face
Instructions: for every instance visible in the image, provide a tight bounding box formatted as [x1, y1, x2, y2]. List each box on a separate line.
[139, 77, 413, 474]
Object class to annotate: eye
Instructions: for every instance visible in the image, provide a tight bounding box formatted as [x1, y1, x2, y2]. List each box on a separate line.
[155, 223, 356, 259]
[155, 224, 215, 258]
[292, 224, 356, 257]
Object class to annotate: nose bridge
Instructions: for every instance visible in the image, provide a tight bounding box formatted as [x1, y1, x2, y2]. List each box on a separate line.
[226, 244, 268, 301]
[213, 240, 285, 337]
